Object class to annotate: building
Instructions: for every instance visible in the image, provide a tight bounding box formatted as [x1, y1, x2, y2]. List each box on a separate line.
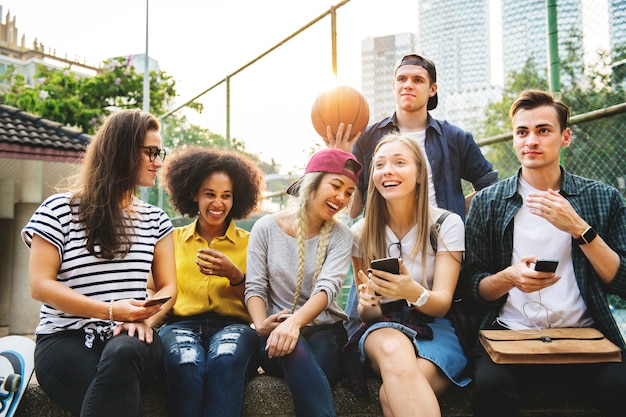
[417, 0, 499, 131]
[361, 32, 417, 123]
[501, 0, 584, 87]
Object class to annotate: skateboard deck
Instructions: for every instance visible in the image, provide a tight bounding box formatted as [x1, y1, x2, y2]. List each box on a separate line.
[0, 336, 35, 417]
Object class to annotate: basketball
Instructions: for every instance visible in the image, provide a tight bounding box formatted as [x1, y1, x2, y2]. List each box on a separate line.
[311, 85, 370, 140]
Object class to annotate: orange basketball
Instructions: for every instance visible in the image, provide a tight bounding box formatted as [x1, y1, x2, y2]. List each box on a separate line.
[311, 86, 370, 140]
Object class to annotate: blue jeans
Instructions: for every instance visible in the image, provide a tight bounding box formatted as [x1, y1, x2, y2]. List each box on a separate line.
[259, 321, 346, 417]
[158, 315, 259, 417]
[35, 329, 162, 417]
[344, 281, 361, 339]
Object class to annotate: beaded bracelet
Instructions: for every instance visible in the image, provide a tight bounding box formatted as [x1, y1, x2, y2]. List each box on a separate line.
[231, 274, 246, 286]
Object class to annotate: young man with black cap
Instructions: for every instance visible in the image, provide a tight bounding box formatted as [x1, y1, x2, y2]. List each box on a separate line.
[332, 54, 498, 337]
[330, 53, 498, 220]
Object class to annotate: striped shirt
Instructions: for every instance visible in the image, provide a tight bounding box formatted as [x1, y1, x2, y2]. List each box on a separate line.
[21, 192, 173, 336]
[461, 168, 626, 350]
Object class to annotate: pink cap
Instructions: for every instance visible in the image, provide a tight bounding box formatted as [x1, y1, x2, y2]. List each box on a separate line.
[286, 148, 362, 196]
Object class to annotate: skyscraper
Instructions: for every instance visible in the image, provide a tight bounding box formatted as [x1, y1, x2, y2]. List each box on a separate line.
[361, 32, 417, 123]
[501, 0, 584, 85]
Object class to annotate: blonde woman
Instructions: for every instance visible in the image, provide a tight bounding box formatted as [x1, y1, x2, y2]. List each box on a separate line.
[350, 134, 470, 417]
[245, 148, 362, 417]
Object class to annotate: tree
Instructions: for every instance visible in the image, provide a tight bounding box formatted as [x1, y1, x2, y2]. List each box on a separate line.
[0, 56, 176, 134]
[478, 42, 626, 184]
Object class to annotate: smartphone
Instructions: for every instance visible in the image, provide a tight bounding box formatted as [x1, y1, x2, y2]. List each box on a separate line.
[142, 295, 172, 307]
[370, 257, 400, 275]
[534, 258, 559, 273]
[277, 313, 292, 322]
[370, 257, 399, 295]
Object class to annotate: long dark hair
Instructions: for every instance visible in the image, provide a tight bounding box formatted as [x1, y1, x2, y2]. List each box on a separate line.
[70, 109, 160, 259]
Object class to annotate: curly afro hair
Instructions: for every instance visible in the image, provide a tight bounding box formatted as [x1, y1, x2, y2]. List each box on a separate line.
[161, 146, 264, 221]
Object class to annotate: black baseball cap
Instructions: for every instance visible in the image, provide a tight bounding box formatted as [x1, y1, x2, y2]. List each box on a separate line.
[396, 54, 438, 110]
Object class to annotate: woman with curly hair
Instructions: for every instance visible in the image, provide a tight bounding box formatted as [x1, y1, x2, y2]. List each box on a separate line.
[158, 146, 264, 417]
[245, 148, 362, 417]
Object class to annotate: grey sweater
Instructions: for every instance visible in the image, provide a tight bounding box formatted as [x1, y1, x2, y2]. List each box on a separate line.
[245, 214, 351, 326]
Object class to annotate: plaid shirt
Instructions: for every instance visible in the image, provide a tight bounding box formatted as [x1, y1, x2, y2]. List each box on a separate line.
[461, 167, 626, 350]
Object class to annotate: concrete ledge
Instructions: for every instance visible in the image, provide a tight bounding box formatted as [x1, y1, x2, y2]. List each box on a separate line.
[16, 374, 600, 417]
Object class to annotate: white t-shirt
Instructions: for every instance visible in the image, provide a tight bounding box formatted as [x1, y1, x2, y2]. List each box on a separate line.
[351, 208, 464, 301]
[498, 177, 593, 330]
[404, 130, 438, 208]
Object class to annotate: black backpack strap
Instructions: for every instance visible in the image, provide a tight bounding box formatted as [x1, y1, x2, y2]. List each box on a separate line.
[430, 211, 451, 253]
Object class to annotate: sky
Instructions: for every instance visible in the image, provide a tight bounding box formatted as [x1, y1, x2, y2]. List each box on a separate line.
[1, 0, 420, 173]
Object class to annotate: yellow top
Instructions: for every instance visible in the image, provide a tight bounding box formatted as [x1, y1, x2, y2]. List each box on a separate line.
[171, 219, 250, 322]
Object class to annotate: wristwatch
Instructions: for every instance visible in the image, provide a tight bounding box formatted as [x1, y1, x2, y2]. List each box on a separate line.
[575, 226, 597, 245]
[412, 290, 430, 307]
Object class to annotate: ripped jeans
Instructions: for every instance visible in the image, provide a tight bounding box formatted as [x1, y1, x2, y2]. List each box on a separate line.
[158, 314, 259, 417]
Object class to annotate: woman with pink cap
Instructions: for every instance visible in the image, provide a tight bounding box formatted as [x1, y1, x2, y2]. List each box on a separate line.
[245, 148, 362, 417]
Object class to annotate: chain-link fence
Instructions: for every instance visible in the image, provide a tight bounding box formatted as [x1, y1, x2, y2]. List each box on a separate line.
[166, 0, 626, 334]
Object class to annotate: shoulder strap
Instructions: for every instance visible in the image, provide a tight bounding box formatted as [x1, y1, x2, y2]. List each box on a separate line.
[430, 211, 451, 253]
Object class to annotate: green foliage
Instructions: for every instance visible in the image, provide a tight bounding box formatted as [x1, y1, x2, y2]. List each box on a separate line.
[0, 56, 177, 134]
[0, 58, 281, 210]
[160, 112, 280, 175]
[478, 41, 626, 185]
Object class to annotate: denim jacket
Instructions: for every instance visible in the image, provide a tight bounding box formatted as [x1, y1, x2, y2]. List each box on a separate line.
[352, 112, 498, 220]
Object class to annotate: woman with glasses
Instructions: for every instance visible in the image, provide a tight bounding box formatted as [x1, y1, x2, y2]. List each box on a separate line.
[21, 109, 176, 417]
[158, 146, 263, 417]
[347, 133, 470, 417]
[245, 148, 362, 417]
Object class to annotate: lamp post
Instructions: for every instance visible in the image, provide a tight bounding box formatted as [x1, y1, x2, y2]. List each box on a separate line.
[140, 0, 150, 203]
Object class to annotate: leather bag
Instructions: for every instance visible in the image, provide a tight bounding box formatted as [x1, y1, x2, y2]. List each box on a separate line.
[479, 328, 622, 364]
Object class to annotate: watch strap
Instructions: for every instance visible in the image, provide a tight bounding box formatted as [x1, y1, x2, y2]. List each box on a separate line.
[413, 289, 430, 307]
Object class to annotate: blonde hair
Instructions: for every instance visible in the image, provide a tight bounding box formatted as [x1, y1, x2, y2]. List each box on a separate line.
[289, 172, 336, 313]
[359, 133, 433, 282]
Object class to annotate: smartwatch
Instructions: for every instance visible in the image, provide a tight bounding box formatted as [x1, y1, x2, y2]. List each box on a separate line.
[411, 290, 430, 307]
[575, 227, 597, 245]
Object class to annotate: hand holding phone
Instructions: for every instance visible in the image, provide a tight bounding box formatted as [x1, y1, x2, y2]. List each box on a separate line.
[534, 258, 559, 273]
[141, 295, 172, 307]
[277, 313, 292, 322]
[369, 257, 400, 295]
[370, 257, 400, 275]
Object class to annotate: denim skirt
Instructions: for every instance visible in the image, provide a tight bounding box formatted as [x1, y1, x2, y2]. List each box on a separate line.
[358, 316, 471, 387]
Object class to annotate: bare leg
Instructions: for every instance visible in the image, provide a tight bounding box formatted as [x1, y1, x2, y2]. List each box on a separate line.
[364, 328, 441, 417]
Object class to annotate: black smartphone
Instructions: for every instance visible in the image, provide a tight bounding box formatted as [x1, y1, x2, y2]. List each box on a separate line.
[534, 258, 559, 273]
[141, 295, 172, 307]
[370, 257, 399, 295]
[277, 313, 292, 322]
[370, 257, 400, 275]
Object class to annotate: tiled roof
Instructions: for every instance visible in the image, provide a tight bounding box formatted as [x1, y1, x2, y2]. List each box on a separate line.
[0, 104, 91, 162]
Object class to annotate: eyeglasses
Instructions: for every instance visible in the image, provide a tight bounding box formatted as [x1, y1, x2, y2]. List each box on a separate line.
[142, 146, 166, 162]
[387, 241, 402, 258]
